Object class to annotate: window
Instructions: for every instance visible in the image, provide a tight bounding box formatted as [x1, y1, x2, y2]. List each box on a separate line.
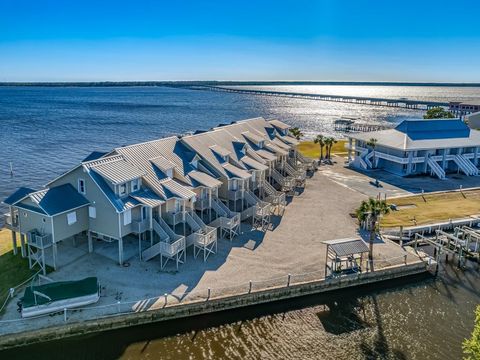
[123, 209, 132, 226]
[251, 171, 257, 182]
[258, 141, 264, 149]
[89, 206, 96, 219]
[78, 179, 86, 195]
[141, 206, 147, 220]
[166, 168, 173, 178]
[67, 211, 77, 225]
[131, 178, 140, 192]
[119, 183, 127, 196]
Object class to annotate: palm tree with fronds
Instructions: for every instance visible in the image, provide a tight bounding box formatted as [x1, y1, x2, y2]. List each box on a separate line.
[325, 137, 338, 159]
[290, 127, 303, 140]
[355, 197, 390, 271]
[366, 138, 378, 168]
[313, 134, 325, 161]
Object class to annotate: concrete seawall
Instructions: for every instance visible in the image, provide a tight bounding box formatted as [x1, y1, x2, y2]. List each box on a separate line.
[0, 261, 428, 350]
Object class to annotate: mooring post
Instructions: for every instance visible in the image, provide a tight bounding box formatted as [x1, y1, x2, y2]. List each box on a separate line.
[164, 293, 168, 306]
[249, 280, 252, 294]
[207, 288, 211, 301]
[287, 274, 291, 287]
[64, 308, 67, 323]
[117, 301, 121, 313]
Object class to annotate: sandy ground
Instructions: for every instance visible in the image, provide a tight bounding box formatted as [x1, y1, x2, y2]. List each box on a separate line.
[0, 168, 418, 334]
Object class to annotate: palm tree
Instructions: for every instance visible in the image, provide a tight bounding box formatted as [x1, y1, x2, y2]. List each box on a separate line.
[324, 137, 333, 159]
[356, 198, 390, 271]
[313, 134, 325, 161]
[326, 137, 338, 159]
[366, 138, 378, 168]
[290, 127, 303, 140]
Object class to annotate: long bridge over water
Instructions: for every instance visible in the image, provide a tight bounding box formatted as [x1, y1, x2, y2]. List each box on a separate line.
[189, 85, 450, 111]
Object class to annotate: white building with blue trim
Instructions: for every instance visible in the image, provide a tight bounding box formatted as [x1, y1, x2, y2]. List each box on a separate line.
[346, 118, 480, 179]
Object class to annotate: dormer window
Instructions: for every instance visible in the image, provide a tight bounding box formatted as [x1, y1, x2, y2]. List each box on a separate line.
[119, 183, 127, 196]
[166, 168, 173, 178]
[224, 155, 230, 162]
[131, 178, 140, 192]
[258, 141, 264, 149]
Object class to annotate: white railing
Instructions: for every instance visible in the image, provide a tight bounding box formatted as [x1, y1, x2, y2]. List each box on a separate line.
[27, 231, 53, 249]
[132, 219, 149, 234]
[159, 236, 186, 257]
[164, 211, 184, 226]
[227, 189, 244, 201]
[194, 198, 210, 211]
[427, 157, 446, 179]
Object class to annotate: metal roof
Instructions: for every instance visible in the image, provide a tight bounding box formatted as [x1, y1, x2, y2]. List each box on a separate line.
[188, 170, 222, 188]
[86, 155, 146, 185]
[241, 156, 269, 171]
[278, 134, 300, 146]
[349, 119, 480, 151]
[255, 149, 277, 161]
[161, 179, 196, 199]
[242, 131, 264, 145]
[223, 163, 252, 179]
[130, 188, 165, 207]
[323, 238, 369, 257]
[209, 145, 231, 157]
[271, 137, 291, 150]
[150, 156, 176, 172]
[269, 119, 291, 130]
[3, 187, 36, 206]
[18, 184, 90, 216]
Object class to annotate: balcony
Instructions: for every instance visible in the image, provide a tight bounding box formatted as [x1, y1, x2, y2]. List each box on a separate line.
[27, 230, 53, 249]
[194, 198, 210, 211]
[227, 189, 244, 201]
[3, 213, 19, 231]
[132, 219, 150, 234]
[164, 211, 184, 226]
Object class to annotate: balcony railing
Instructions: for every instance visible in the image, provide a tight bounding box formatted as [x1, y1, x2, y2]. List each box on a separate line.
[194, 198, 210, 211]
[164, 211, 184, 226]
[132, 219, 150, 234]
[227, 189, 244, 201]
[27, 230, 53, 249]
[4, 213, 19, 230]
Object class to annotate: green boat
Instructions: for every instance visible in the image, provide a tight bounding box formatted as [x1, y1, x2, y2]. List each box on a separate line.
[20, 277, 100, 318]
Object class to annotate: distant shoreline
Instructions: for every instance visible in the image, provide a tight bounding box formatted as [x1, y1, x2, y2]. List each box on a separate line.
[1, 81, 480, 87]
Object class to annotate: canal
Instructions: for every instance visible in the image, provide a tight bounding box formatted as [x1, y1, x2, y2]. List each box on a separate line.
[3, 257, 478, 360]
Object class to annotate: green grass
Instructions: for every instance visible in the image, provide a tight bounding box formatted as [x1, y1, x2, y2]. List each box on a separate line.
[0, 229, 41, 313]
[381, 189, 480, 228]
[298, 140, 347, 159]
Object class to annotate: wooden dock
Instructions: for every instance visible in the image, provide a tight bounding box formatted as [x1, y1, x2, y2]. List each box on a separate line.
[188, 86, 450, 111]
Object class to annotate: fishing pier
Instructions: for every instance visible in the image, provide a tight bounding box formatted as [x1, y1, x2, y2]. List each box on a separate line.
[190, 86, 449, 111]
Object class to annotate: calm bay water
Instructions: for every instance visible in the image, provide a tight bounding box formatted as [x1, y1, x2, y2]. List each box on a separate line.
[1, 85, 479, 359]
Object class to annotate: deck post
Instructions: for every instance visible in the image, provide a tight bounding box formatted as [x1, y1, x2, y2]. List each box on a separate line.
[11, 230, 17, 255]
[87, 231, 93, 253]
[20, 233, 26, 257]
[118, 237, 124, 265]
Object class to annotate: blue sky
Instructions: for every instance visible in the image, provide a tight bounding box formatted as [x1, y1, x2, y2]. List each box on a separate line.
[0, 0, 479, 82]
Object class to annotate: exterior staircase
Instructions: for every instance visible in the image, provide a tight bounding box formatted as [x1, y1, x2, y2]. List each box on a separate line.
[427, 157, 446, 179]
[453, 154, 479, 176]
[142, 218, 185, 263]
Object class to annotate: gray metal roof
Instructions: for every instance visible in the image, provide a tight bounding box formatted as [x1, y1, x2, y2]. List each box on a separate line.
[17, 184, 90, 216]
[188, 170, 222, 188]
[209, 145, 231, 157]
[241, 156, 269, 171]
[269, 119, 291, 130]
[323, 238, 369, 257]
[150, 156, 176, 172]
[255, 149, 277, 161]
[242, 131, 264, 145]
[223, 163, 251, 179]
[85, 155, 146, 185]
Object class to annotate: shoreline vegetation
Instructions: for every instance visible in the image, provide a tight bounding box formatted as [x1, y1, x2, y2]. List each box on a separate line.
[1, 81, 480, 87]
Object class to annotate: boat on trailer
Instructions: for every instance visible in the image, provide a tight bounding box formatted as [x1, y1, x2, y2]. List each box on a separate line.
[20, 277, 100, 318]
